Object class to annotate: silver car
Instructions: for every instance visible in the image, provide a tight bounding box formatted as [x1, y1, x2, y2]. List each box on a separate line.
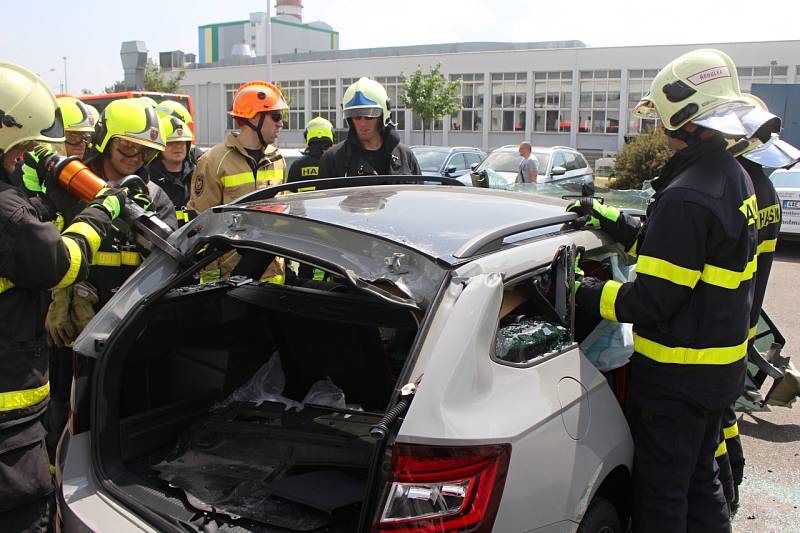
[57, 178, 632, 532]
[473, 145, 594, 186]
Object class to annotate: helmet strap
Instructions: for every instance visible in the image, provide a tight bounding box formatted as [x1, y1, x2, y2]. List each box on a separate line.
[244, 113, 269, 148]
[666, 125, 705, 146]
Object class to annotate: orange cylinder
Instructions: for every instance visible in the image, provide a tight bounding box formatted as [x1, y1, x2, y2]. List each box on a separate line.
[56, 159, 106, 203]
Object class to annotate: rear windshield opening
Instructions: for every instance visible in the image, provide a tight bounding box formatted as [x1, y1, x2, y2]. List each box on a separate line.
[99, 247, 421, 532]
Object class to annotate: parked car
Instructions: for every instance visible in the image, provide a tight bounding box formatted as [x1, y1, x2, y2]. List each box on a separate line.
[279, 147, 305, 181]
[769, 167, 800, 239]
[57, 177, 634, 533]
[473, 145, 594, 186]
[410, 145, 487, 184]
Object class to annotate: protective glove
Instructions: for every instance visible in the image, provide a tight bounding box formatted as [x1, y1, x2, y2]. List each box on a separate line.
[69, 281, 98, 333]
[22, 147, 84, 223]
[118, 175, 153, 212]
[88, 187, 127, 221]
[566, 198, 621, 230]
[45, 287, 77, 347]
[573, 246, 585, 294]
[20, 145, 52, 194]
[129, 189, 153, 212]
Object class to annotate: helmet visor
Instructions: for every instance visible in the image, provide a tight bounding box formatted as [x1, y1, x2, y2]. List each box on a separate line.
[692, 101, 758, 137]
[343, 106, 383, 119]
[38, 107, 66, 143]
[743, 137, 800, 169]
[632, 98, 659, 120]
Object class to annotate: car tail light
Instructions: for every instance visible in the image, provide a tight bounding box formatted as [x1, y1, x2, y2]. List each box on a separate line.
[376, 444, 510, 533]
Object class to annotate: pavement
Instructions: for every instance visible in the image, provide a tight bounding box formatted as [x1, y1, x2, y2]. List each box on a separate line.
[731, 238, 800, 533]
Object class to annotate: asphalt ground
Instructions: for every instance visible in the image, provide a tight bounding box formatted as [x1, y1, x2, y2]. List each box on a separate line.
[731, 239, 800, 533]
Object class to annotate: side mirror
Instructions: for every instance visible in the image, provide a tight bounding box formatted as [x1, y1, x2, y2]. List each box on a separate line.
[470, 162, 480, 171]
[551, 166, 567, 176]
[445, 165, 457, 176]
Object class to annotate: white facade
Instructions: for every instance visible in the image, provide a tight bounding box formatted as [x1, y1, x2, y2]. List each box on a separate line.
[181, 39, 800, 155]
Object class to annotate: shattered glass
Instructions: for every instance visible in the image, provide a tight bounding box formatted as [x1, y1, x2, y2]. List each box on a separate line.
[496, 316, 570, 364]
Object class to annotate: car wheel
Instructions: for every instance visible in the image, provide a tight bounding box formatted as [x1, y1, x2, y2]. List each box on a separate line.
[576, 497, 622, 533]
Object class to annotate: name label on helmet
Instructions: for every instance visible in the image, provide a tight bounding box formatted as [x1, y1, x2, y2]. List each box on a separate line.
[687, 66, 730, 86]
[302, 166, 319, 177]
[0, 110, 23, 129]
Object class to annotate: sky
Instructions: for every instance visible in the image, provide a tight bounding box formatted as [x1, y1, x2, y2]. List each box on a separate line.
[4, 0, 800, 94]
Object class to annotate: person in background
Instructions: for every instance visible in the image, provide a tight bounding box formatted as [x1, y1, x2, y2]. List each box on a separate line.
[516, 141, 539, 183]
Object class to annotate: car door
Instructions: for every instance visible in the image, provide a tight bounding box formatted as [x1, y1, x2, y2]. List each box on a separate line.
[549, 150, 569, 182]
[444, 152, 469, 178]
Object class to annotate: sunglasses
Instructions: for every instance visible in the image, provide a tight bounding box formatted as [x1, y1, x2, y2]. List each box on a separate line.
[65, 133, 92, 146]
[114, 138, 157, 161]
[265, 112, 284, 123]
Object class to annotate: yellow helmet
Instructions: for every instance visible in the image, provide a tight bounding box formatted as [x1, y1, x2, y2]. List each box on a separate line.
[156, 100, 192, 126]
[727, 94, 800, 168]
[94, 98, 165, 155]
[160, 114, 193, 143]
[633, 49, 749, 133]
[0, 61, 64, 153]
[304, 116, 334, 144]
[138, 96, 158, 109]
[57, 96, 96, 133]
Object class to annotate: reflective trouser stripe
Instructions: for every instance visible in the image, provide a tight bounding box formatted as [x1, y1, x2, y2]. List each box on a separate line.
[92, 251, 141, 267]
[758, 239, 777, 254]
[723, 422, 739, 440]
[0, 276, 14, 295]
[0, 381, 50, 412]
[636, 255, 701, 288]
[54, 237, 82, 289]
[220, 169, 284, 188]
[599, 280, 622, 322]
[715, 439, 728, 458]
[633, 334, 747, 365]
[748, 326, 757, 340]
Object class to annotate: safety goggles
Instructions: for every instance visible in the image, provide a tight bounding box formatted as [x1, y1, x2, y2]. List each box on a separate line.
[351, 115, 379, 122]
[113, 138, 158, 161]
[65, 132, 92, 146]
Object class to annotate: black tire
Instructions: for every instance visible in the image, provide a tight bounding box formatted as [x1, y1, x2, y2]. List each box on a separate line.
[577, 496, 622, 533]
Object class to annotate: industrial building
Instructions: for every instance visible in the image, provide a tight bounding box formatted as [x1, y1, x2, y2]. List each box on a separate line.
[178, 3, 800, 158]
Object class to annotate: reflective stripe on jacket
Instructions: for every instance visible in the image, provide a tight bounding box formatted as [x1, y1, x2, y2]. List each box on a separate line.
[187, 132, 285, 214]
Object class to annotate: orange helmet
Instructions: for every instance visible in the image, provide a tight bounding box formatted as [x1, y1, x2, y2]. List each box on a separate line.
[229, 81, 288, 119]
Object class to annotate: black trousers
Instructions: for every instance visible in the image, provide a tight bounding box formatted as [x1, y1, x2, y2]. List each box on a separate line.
[0, 418, 53, 532]
[43, 347, 72, 464]
[627, 382, 731, 533]
[721, 405, 744, 485]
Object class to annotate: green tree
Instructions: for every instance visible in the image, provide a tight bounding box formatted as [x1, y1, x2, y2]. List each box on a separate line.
[611, 129, 672, 189]
[401, 64, 461, 144]
[80, 88, 94, 95]
[144, 63, 186, 93]
[103, 80, 128, 93]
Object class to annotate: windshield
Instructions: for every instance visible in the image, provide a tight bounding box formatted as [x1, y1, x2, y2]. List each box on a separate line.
[477, 180, 653, 211]
[478, 151, 522, 173]
[412, 149, 449, 172]
[771, 171, 800, 188]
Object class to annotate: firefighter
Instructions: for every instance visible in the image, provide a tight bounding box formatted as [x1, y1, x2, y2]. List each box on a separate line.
[57, 96, 97, 159]
[0, 61, 125, 532]
[156, 99, 203, 164]
[187, 81, 287, 284]
[287, 116, 335, 183]
[569, 49, 758, 533]
[717, 93, 799, 512]
[147, 112, 195, 225]
[318, 77, 420, 178]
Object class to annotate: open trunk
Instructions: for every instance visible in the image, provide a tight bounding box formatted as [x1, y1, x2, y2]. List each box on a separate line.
[95, 274, 420, 532]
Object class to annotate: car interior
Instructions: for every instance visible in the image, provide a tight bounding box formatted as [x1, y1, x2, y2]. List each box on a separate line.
[94, 244, 422, 532]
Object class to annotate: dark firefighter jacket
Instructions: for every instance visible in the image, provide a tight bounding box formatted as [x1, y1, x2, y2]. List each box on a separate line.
[0, 169, 110, 430]
[577, 136, 757, 410]
[739, 157, 781, 339]
[317, 127, 421, 178]
[287, 142, 330, 184]
[147, 156, 196, 225]
[77, 156, 177, 306]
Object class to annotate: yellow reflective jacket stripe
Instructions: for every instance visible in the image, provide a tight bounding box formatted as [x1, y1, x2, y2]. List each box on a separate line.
[0, 276, 14, 295]
[627, 239, 638, 258]
[54, 237, 83, 289]
[220, 169, 284, 188]
[0, 381, 50, 412]
[260, 274, 285, 285]
[700, 256, 757, 290]
[92, 251, 141, 267]
[633, 333, 747, 365]
[714, 439, 728, 458]
[600, 280, 622, 322]
[723, 422, 739, 440]
[636, 255, 701, 289]
[757, 239, 777, 255]
[63, 221, 102, 256]
[748, 325, 757, 340]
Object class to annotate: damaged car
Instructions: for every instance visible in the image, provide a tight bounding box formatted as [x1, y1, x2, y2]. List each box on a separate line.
[57, 176, 642, 533]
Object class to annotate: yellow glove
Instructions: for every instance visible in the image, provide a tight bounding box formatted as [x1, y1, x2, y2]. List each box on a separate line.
[70, 281, 98, 334]
[45, 287, 77, 347]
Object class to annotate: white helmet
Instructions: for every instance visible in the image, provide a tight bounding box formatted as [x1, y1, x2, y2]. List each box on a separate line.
[0, 61, 64, 153]
[727, 95, 800, 168]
